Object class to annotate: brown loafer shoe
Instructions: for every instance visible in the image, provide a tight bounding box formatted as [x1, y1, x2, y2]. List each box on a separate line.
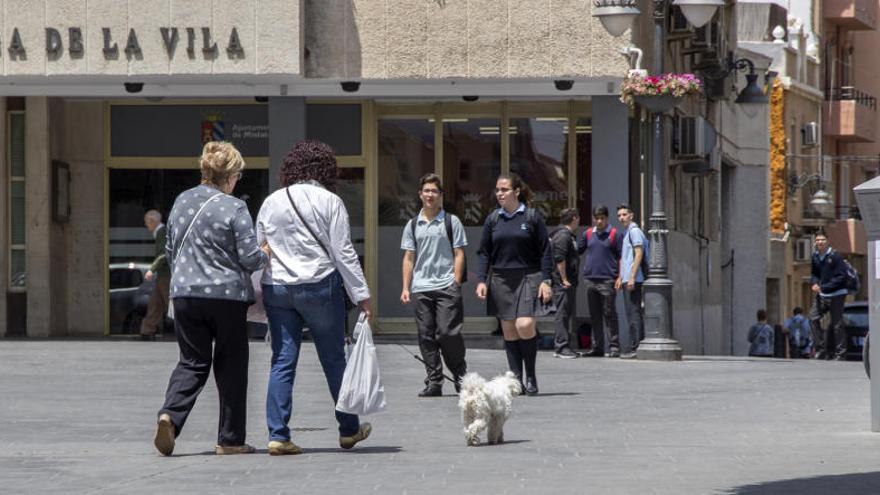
[339, 423, 372, 450]
[267, 440, 303, 456]
[215, 443, 256, 455]
[153, 413, 175, 456]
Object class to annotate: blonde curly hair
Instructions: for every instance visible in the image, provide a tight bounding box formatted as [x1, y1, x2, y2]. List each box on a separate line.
[200, 141, 245, 187]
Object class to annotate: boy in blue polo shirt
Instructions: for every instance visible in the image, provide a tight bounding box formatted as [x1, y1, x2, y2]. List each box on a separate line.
[400, 174, 468, 397]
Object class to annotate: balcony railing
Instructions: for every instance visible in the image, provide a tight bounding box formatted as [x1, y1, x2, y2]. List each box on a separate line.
[824, 87, 877, 142]
[826, 86, 877, 109]
[825, 0, 878, 31]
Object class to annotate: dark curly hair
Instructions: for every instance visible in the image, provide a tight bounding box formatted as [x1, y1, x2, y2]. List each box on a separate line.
[279, 140, 337, 190]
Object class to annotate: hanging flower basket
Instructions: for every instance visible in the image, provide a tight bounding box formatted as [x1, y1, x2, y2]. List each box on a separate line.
[620, 73, 702, 111]
[633, 94, 683, 113]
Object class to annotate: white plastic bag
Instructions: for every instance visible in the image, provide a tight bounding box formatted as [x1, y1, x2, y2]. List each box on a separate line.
[336, 313, 387, 416]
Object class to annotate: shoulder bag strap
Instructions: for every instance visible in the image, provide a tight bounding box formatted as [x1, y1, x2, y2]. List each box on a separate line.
[285, 185, 332, 260]
[173, 191, 223, 265]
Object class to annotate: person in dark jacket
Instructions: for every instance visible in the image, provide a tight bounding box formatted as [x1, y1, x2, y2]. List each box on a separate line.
[475, 174, 553, 396]
[579, 205, 624, 357]
[549, 208, 580, 359]
[140, 209, 169, 340]
[809, 232, 849, 360]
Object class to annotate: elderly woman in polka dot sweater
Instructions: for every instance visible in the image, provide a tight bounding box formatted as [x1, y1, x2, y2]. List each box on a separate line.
[152, 141, 269, 457]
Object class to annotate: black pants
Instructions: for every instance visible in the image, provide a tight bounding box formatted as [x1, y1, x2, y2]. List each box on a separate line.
[159, 297, 250, 446]
[622, 283, 644, 353]
[552, 285, 574, 352]
[414, 283, 467, 388]
[809, 294, 847, 359]
[585, 278, 619, 354]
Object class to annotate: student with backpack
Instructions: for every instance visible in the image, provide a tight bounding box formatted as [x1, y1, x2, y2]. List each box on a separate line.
[747, 309, 774, 357]
[784, 307, 812, 358]
[809, 231, 851, 360]
[475, 174, 553, 396]
[615, 204, 648, 359]
[549, 208, 581, 359]
[400, 173, 468, 397]
[579, 205, 624, 358]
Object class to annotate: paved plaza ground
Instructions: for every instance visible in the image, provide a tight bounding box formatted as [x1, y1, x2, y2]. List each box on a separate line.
[1, 339, 879, 494]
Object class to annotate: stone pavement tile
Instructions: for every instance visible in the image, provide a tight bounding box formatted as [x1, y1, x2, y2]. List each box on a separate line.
[0, 341, 879, 494]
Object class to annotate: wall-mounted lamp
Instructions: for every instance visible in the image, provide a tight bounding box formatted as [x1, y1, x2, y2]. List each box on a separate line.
[789, 173, 834, 217]
[703, 52, 770, 105]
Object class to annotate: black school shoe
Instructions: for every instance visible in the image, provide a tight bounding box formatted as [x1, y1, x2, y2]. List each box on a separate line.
[418, 386, 442, 397]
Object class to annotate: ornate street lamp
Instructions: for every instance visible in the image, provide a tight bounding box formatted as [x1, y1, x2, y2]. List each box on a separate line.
[673, 0, 725, 29]
[593, 0, 765, 360]
[789, 174, 835, 218]
[592, 0, 723, 37]
[593, 0, 641, 37]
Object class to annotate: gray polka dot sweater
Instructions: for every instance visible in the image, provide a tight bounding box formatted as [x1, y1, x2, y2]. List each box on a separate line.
[165, 184, 268, 303]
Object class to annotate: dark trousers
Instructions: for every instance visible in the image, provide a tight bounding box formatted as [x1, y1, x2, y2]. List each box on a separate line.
[585, 278, 619, 353]
[623, 283, 644, 353]
[809, 294, 847, 359]
[414, 282, 467, 388]
[159, 297, 249, 446]
[552, 285, 574, 352]
[140, 272, 169, 336]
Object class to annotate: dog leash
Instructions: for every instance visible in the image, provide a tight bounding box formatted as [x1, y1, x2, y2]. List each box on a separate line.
[396, 343, 457, 385]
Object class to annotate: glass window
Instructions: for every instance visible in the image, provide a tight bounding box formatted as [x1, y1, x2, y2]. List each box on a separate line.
[510, 117, 569, 226]
[9, 113, 24, 176]
[10, 249, 25, 288]
[9, 111, 25, 290]
[10, 180, 25, 245]
[574, 118, 593, 221]
[443, 118, 501, 318]
[307, 104, 362, 156]
[337, 167, 365, 259]
[377, 119, 435, 317]
[442, 118, 501, 226]
[107, 169, 268, 333]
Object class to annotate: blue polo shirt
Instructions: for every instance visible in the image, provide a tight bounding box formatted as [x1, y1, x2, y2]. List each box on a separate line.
[401, 209, 467, 293]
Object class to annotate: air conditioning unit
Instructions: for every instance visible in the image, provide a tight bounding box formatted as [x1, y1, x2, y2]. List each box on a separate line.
[802, 122, 819, 147]
[673, 116, 707, 158]
[794, 237, 813, 262]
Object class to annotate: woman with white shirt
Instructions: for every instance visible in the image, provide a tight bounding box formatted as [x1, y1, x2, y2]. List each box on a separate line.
[256, 140, 373, 455]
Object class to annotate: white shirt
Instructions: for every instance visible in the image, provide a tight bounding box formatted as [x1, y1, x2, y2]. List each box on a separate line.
[256, 182, 370, 303]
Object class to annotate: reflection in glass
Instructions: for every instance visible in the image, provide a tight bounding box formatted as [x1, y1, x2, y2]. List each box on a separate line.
[574, 118, 593, 221]
[378, 119, 435, 226]
[443, 118, 501, 318]
[510, 117, 569, 226]
[443, 118, 501, 226]
[107, 169, 268, 334]
[337, 168, 365, 259]
[377, 120, 435, 317]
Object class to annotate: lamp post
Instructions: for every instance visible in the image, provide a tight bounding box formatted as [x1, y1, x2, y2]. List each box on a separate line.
[592, 0, 723, 360]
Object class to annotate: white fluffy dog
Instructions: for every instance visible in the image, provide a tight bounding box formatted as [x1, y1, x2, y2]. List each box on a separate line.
[457, 371, 522, 446]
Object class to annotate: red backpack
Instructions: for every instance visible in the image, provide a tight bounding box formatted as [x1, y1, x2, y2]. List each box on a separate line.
[585, 227, 618, 245]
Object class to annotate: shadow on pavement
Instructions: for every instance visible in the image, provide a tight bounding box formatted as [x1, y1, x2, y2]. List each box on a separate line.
[532, 392, 580, 397]
[472, 439, 531, 447]
[300, 446, 403, 454]
[723, 471, 880, 494]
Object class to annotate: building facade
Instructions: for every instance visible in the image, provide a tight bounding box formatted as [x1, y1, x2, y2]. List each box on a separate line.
[0, 0, 776, 356]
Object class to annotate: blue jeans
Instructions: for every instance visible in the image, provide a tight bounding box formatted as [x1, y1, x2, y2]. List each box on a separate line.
[263, 271, 359, 441]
